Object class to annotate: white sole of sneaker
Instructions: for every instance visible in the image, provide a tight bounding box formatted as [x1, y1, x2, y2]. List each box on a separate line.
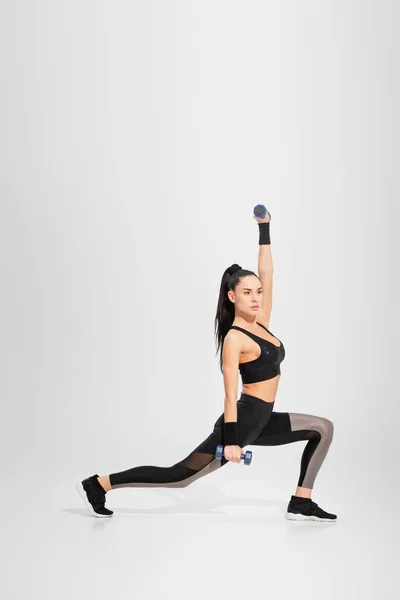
[286, 512, 336, 522]
[76, 482, 113, 518]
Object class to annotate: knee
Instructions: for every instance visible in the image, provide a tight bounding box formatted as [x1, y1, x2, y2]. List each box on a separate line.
[319, 417, 334, 442]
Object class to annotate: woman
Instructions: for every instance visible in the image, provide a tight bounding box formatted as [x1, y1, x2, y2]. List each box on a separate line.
[77, 209, 337, 522]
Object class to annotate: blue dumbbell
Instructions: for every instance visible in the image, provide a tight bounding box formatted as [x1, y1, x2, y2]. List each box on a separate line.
[215, 444, 253, 465]
[253, 204, 271, 221]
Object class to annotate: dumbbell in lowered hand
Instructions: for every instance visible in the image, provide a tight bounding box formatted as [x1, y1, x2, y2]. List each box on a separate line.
[215, 444, 253, 465]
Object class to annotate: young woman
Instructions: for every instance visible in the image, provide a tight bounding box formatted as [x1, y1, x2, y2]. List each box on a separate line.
[77, 209, 337, 522]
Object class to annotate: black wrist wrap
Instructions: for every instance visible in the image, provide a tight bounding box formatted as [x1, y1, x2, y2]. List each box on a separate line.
[224, 422, 239, 446]
[258, 222, 271, 245]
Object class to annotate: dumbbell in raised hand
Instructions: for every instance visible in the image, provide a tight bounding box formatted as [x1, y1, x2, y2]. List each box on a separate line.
[253, 204, 271, 220]
[215, 444, 253, 465]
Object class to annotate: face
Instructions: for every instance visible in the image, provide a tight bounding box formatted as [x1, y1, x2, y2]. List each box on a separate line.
[228, 275, 262, 315]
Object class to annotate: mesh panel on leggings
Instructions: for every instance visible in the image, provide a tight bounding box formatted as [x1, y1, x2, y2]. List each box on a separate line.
[109, 431, 226, 489]
[181, 452, 215, 470]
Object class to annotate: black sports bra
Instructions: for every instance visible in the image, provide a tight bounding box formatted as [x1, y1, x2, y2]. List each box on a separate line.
[230, 322, 285, 384]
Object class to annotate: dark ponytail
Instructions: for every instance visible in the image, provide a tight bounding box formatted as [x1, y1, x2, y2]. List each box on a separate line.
[214, 263, 259, 374]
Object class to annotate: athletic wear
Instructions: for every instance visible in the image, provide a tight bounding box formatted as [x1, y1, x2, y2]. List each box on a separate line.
[258, 221, 271, 244]
[224, 421, 239, 446]
[76, 474, 113, 518]
[108, 393, 334, 492]
[286, 495, 337, 522]
[230, 322, 285, 384]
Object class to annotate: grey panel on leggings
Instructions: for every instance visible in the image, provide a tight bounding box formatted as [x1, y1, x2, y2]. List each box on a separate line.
[288, 413, 334, 489]
[110, 458, 221, 489]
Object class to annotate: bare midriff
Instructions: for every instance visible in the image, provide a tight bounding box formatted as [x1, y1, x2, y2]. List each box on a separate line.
[240, 373, 280, 403]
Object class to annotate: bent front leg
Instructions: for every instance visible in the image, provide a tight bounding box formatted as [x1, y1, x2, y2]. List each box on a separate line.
[251, 411, 334, 489]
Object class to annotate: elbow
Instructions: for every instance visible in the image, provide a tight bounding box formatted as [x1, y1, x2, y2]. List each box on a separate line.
[224, 394, 237, 406]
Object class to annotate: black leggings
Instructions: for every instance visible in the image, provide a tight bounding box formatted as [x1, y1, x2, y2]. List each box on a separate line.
[109, 393, 334, 491]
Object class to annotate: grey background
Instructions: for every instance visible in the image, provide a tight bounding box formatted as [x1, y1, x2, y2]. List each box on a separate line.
[1, 1, 399, 599]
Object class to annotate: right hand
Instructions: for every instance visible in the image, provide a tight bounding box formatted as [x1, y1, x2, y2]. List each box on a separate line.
[224, 445, 244, 463]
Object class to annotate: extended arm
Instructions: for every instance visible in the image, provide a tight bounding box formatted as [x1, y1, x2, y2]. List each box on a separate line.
[258, 239, 273, 273]
[257, 221, 274, 328]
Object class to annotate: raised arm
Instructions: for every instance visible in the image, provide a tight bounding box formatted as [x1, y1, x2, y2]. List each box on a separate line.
[256, 218, 274, 328]
[258, 234, 273, 272]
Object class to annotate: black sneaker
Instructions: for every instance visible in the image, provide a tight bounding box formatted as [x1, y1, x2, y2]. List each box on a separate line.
[286, 495, 337, 522]
[76, 474, 113, 518]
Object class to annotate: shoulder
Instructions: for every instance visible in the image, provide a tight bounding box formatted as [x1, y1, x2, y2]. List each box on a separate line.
[223, 328, 242, 344]
[222, 330, 244, 368]
[223, 328, 245, 351]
